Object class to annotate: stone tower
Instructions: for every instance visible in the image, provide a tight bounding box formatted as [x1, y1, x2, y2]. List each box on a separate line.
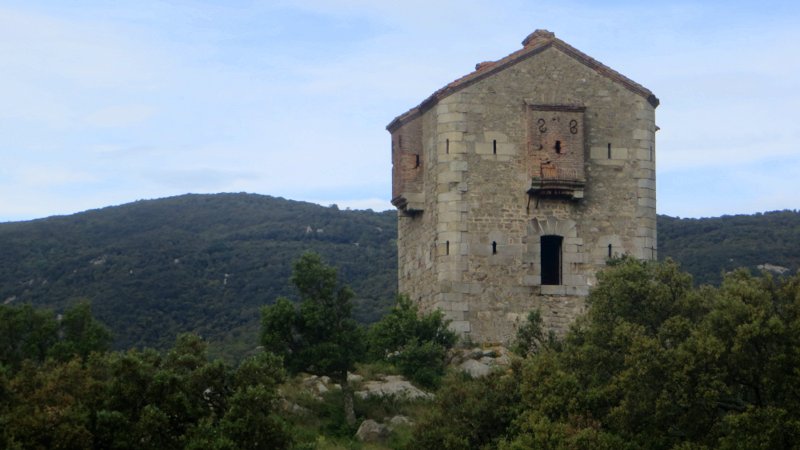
[388, 30, 659, 343]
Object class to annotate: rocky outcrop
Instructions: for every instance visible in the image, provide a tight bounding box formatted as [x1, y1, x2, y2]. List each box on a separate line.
[758, 263, 790, 275]
[450, 345, 512, 378]
[387, 415, 413, 429]
[355, 415, 413, 443]
[355, 419, 389, 442]
[355, 375, 433, 400]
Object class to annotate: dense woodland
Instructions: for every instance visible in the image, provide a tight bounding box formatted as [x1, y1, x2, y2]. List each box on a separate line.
[0, 194, 396, 361]
[658, 211, 800, 284]
[0, 193, 798, 362]
[0, 253, 456, 449]
[2, 257, 798, 449]
[411, 259, 800, 449]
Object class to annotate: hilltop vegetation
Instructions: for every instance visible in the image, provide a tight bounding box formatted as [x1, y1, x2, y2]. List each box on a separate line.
[658, 210, 800, 285]
[3, 257, 799, 449]
[0, 194, 396, 361]
[411, 258, 800, 449]
[0, 193, 798, 362]
[0, 254, 455, 449]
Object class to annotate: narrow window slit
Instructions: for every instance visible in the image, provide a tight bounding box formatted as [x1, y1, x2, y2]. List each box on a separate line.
[607, 143, 612, 159]
[446, 241, 450, 255]
[493, 140, 497, 154]
[446, 139, 450, 154]
[492, 241, 497, 254]
[414, 154, 420, 168]
[608, 244, 613, 258]
[555, 140, 562, 154]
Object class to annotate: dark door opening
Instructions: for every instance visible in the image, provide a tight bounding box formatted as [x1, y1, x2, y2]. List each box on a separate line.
[541, 235, 563, 285]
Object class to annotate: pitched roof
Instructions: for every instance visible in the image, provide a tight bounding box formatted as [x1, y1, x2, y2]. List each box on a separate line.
[387, 29, 659, 132]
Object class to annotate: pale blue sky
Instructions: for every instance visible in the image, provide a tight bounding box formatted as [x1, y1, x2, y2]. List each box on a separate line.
[1, 0, 798, 221]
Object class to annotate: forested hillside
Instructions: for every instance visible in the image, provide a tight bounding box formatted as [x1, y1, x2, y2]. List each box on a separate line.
[0, 194, 397, 361]
[1, 193, 798, 361]
[658, 210, 800, 285]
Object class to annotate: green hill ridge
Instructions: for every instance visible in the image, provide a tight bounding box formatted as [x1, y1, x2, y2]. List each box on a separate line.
[1, 193, 798, 361]
[658, 210, 800, 285]
[0, 193, 397, 361]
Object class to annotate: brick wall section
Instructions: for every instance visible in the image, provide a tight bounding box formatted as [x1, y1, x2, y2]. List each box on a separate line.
[390, 31, 658, 343]
[527, 105, 586, 183]
[391, 118, 424, 210]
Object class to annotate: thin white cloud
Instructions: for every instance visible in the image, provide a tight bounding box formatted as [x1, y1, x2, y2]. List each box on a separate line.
[15, 166, 99, 187]
[312, 198, 393, 212]
[0, 0, 798, 221]
[85, 105, 157, 128]
[0, 7, 162, 87]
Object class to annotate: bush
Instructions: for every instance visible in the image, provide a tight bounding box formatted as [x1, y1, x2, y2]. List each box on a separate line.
[367, 296, 457, 388]
[408, 370, 521, 449]
[511, 310, 560, 357]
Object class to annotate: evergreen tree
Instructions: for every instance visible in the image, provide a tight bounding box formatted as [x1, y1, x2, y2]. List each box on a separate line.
[261, 252, 364, 425]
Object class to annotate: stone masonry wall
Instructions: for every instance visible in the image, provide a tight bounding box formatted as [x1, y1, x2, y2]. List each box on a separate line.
[394, 39, 657, 344]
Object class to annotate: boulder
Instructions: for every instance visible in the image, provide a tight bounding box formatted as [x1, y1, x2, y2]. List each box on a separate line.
[347, 372, 364, 383]
[459, 359, 492, 378]
[355, 419, 389, 442]
[279, 398, 310, 415]
[387, 415, 413, 430]
[355, 375, 433, 400]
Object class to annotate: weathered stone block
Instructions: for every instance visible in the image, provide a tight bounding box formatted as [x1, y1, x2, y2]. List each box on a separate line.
[632, 129, 652, 140]
[611, 147, 628, 160]
[449, 320, 471, 333]
[438, 112, 465, 124]
[637, 178, 655, 190]
[541, 285, 567, 296]
[450, 161, 468, 172]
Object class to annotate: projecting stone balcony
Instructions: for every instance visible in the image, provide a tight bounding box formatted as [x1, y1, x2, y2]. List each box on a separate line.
[528, 164, 585, 199]
[392, 192, 425, 214]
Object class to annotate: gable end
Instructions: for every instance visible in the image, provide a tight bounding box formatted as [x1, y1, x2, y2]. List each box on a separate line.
[387, 29, 658, 132]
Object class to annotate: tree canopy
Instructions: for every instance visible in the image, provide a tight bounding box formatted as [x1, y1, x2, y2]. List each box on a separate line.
[411, 258, 800, 449]
[0, 328, 292, 450]
[0, 193, 397, 362]
[1, 192, 797, 362]
[261, 252, 365, 424]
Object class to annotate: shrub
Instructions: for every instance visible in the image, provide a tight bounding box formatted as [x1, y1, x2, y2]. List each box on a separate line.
[367, 296, 456, 388]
